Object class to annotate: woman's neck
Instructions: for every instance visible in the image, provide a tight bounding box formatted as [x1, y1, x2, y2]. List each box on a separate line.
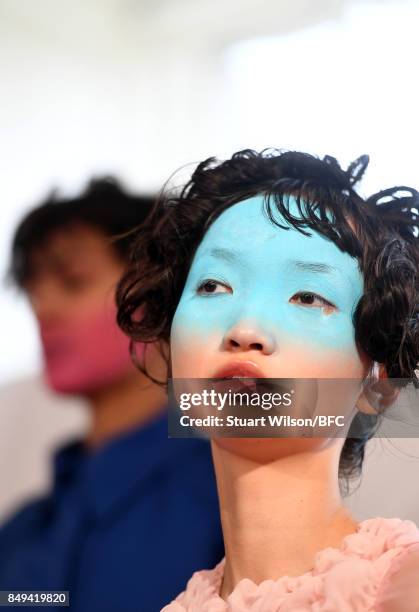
[211, 439, 358, 599]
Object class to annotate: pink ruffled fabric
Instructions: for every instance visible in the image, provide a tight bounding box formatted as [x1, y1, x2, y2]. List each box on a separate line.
[162, 517, 419, 611]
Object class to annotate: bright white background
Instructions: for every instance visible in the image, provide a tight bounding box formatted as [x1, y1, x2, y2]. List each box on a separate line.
[1, 0, 419, 383]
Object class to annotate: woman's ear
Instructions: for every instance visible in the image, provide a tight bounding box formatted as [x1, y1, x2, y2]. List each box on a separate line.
[356, 363, 400, 415]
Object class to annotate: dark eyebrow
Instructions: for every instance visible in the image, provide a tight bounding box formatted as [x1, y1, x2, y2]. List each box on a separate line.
[206, 247, 239, 263]
[289, 260, 338, 275]
[202, 251, 344, 281]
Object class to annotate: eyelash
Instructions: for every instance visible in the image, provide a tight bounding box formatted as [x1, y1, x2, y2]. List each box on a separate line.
[196, 281, 337, 311]
[196, 279, 232, 295]
[290, 292, 336, 310]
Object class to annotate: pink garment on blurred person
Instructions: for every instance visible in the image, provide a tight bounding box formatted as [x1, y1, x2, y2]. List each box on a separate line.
[40, 300, 142, 394]
[162, 517, 419, 611]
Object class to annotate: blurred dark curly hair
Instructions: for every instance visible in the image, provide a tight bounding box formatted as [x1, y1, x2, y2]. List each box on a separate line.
[116, 149, 419, 491]
[8, 177, 155, 287]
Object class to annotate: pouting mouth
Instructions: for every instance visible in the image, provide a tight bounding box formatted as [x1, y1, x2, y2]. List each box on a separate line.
[212, 361, 267, 379]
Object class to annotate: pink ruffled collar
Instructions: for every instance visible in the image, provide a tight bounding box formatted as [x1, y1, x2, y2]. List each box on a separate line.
[164, 517, 419, 611]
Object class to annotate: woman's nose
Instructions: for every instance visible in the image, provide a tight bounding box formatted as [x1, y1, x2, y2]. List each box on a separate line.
[221, 320, 276, 355]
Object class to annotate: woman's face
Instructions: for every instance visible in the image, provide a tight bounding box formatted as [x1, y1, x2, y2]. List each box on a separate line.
[171, 195, 368, 381]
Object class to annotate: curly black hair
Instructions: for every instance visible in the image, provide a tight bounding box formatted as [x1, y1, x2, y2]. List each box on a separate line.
[116, 149, 419, 489]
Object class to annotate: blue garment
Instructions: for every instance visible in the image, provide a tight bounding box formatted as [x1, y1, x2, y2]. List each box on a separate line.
[0, 413, 224, 611]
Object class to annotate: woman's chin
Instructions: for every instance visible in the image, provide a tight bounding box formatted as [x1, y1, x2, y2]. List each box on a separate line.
[212, 436, 334, 464]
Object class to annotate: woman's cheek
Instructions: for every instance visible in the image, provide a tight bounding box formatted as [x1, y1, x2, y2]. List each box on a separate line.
[280, 311, 366, 377]
[170, 328, 202, 378]
[170, 315, 219, 378]
[284, 337, 367, 378]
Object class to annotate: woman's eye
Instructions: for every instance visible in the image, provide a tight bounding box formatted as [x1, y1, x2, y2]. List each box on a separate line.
[197, 280, 232, 295]
[290, 292, 336, 313]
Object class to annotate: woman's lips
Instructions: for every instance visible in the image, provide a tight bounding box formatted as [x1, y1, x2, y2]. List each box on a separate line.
[212, 361, 267, 379]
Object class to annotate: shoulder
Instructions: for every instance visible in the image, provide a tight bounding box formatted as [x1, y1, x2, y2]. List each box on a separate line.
[318, 517, 419, 610]
[353, 516, 419, 558]
[376, 542, 419, 612]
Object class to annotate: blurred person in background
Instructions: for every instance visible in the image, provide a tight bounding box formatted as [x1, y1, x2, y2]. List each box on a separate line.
[0, 179, 223, 612]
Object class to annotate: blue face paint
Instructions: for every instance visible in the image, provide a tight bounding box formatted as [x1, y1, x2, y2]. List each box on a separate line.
[171, 195, 364, 373]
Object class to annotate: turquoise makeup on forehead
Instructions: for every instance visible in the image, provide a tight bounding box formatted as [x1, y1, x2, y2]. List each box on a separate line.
[172, 195, 364, 352]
